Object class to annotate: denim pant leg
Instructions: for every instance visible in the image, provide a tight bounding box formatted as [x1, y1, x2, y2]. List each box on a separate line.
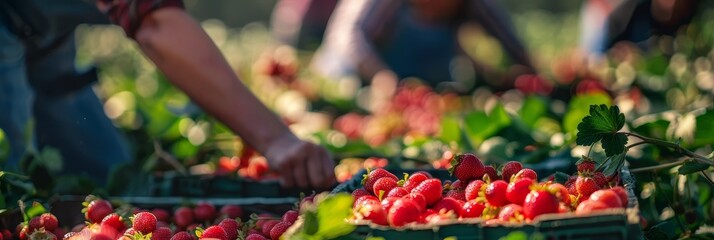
[27, 34, 131, 183]
[0, 23, 33, 170]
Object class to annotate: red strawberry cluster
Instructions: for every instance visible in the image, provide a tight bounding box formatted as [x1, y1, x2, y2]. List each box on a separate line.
[350, 153, 630, 227]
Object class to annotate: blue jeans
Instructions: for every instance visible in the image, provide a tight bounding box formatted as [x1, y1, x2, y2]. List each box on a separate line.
[0, 23, 130, 183]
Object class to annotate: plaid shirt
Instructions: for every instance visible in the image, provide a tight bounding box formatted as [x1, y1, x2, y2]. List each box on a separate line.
[98, 0, 184, 38]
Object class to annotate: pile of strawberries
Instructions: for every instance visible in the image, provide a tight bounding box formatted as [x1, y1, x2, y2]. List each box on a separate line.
[350, 153, 629, 227]
[4, 197, 301, 240]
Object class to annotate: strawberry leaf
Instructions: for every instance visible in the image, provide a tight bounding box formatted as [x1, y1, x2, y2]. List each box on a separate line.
[576, 105, 628, 156]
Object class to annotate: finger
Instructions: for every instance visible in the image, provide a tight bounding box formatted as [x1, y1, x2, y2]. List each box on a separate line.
[293, 153, 309, 189]
[306, 145, 324, 189]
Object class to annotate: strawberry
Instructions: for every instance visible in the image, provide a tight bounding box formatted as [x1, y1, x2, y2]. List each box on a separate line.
[402, 173, 428, 191]
[353, 195, 380, 208]
[170, 231, 194, 240]
[512, 169, 537, 182]
[387, 199, 421, 227]
[193, 202, 216, 222]
[101, 214, 126, 232]
[448, 153, 485, 182]
[173, 207, 194, 228]
[218, 218, 239, 240]
[465, 180, 485, 201]
[611, 186, 629, 207]
[483, 166, 499, 181]
[500, 161, 523, 184]
[575, 176, 599, 199]
[411, 179, 443, 206]
[506, 178, 534, 205]
[461, 200, 486, 218]
[373, 177, 398, 199]
[351, 188, 370, 199]
[444, 190, 466, 202]
[354, 203, 388, 225]
[220, 205, 243, 219]
[589, 189, 623, 208]
[432, 197, 463, 217]
[151, 209, 170, 222]
[132, 212, 157, 235]
[269, 221, 291, 240]
[261, 220, 280, 237]
[484, 180, 509, 207]
[362, 168, 398, 195]
[282, 210, 299, 224]
[575, 199, 609, 215]
[200, 226, 228, 240]
[246, 233, 268, 240]
[593, 172, 608, 187]
[577, 158, 596, 173]
[386, 187, 409, 198]
[380, 197, 400, 212]
[497, 204, 525, 223]
[39, 213, 58, 232]
[85, 199, 113, 223]
[403, 193, 427, 212]
[523, 189, 559, 220]
[151, 227, 172, 240]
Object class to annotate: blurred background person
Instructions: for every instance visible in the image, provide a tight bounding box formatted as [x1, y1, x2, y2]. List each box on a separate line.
[310, 0, 536, 97]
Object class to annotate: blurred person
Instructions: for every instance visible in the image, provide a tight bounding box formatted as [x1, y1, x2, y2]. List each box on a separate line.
[310, 0, 536, 96]
[0, 0, 335, 190]
[580, 0, 700, 55]
[270, 0, 338, 50]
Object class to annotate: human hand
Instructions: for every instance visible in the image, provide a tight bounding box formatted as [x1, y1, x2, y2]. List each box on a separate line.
[264, 133, 336, 190]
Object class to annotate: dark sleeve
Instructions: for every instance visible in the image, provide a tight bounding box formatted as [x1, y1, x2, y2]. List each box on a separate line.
[98, 0, 184, 38]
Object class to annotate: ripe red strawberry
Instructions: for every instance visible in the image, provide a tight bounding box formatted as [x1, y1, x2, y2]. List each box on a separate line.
[86, 199, 113, 223]
[269, 221, 291, 240]
[412, 179, 443, 206]
[220, 205, 243, 219]
[449, 153, 485, 182]
[351, 188, 370, 199]
[483, 166, 499, 181]
[589, 189, 623, 208]
[432, 197, 463, 217]
[261, 220, 280, 237]
[381, 197, 400, 212]
[575, 176, 599, 198]
[200, 226, 228, 240]
[512, 169, 537, 182]
[218, 218, 239, 240]
[362, 168, 398, 195]
[151, 227, 172, 240]
[465, 180, 485, 201]
[193, 202, 216, 222]
[282, 210, 299, 224]
[246, 233, 268, 240]
[373, 177, 398, 199]
[386, 187, 409, 198]
[101, 214, 125, 231]
[577, 158, 596, 173]
[444, 190, 466, 202]
[28, 216, 42, 232]
[353, 195, 380, 208]
[355, 203, 388, 225]
[593, 172, 608, 187]
[506, 178, 534, 205]
[38, 213, 58, 232]
[403, 193, 427, 212]
[173, 207, 194, 228]
[523, 189, 559, 220]
[611, 186, 629, 207]
[170, 231, 194, 240]
[500, 161, 522, 184]
[132, 212, 157, 235]
[151, 209, 170, 222]
[387, 199, 421, 227]
[575, 199, 609, 215]
[461, 200, 486, 218]
[402, 173, 429, 191]
[498, 204, 524, 223]
[484, 180, 509, 207]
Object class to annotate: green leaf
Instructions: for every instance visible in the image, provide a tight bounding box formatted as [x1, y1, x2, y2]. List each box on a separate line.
[576, 105, 627, 156]
[678, 162, 710, 175]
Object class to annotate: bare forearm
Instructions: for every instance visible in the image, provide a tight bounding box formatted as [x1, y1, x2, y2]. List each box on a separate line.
[134, 8, 292, 153]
